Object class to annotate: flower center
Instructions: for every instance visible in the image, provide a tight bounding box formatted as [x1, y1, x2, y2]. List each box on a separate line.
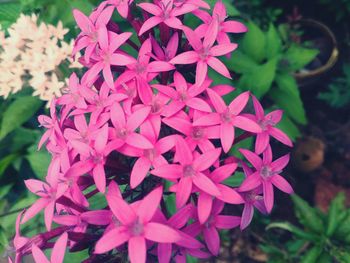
[258, 119, 276, 131]
[135, 63, 147, 75]
[191, 127, 204, 140]
[183, 165, 196, 177]
[151, 100, 162, 114]
[260, 166, 273, 179]
[199, 47, 210, 60]
[117, 127, 129, 139]
[130, 219, 144, 236]
[220, 108, 232, 123]
[144, 148, 157, 161]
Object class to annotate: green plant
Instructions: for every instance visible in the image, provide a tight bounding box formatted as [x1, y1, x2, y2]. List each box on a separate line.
[319, 0, 350, 22]
[265, 193, 350, 263]
[224, 21, 319, 140]
[319, 63, 350, 108]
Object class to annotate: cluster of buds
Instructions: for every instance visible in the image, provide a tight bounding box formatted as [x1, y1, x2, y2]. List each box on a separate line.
[0, 14, 81, 103]
[10, 1, 294, 262]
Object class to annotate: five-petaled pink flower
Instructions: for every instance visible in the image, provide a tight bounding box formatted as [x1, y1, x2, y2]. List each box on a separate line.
[95, 184, 181, 263]
[239, 146, 294, 213]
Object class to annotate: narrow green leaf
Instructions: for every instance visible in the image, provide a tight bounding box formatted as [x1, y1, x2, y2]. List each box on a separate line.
[0, 153, 20, 178]
[265, 24, 282, 59]
[241, 21, 266, 63]
[0, 96, 42, 140]
[334, 211, 350, 240]
[300, 246, 323, 263]
[326, 192, 345, 237]
[0, 184, 13, 199]
[224, 172, 245, 187]
[291, 195, 324, 234]
[317, 252, 333, 263]
[267, 222, 318, 241]
[26, 150, 51, 180]
[275, 114, 301, 141]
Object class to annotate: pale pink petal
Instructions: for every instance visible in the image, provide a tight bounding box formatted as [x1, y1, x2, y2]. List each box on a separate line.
[144, 222, 180, 243]
[110, 53, 136, 66]
[228, 91, 250, 115]
[239, 172, 262, 192]
[186, 98, 211, 112]
[139, 16, 163, 36]
[198, 192, 213, 224]
[266, 109, 283, 123]
[21, 198, 50, 224]
[93, 164, 106, 193]
[95, 124, 108, 153]
[195, 60, 208, 86]
[44, 201, 55, 231]
[220, 122, 234, 153]
[175, 137, 193, 165]
[130, 157, 151, 189]
[127, 107, 151, 131]
[210, 43, 238, 56]
[193, 172, 220, 196]
[263, 182, 274, 213]
[73, 9, 93, 33]
[32, 245, 50, 263]
[51, 232, 68, 263]
[193, 148, 221, 171]
[271, 154, 290, 171]
[215, 215, 241, 229]
[106, 195, 136, 225]
[216, 185, 244, 204]
[137, 3, 162, 15]
[203, 227, 220, 255]
[222, 21, 248, 33]
[241, 203, 254, 230]
[151, 164, 183, 179]
[96, 6, 115, 26]
[252, 96, 264, 120]
[239, 149, 262, 169]
[81, 210, 112, 225]
[176, 177, 193, 208]
[126, 133, 153, 149]
[95, 227, 130, 254]
[269, 127, 293, 147]
[98, 26, 109, 51]
[255, 132, 270, 154]
[158, 243, 172, 263]
[128, 236, 146, 263]
[138, 186, 163, 222]
[271, 175, 294, 194]
[193, 113, 221, 126]
[164, 17, 183, 29]
[182, 26, 202, 51]
[24, 180, 50, 197]
[210, 163, 237, 183]
[148, 61, 175, 72]
[207, 89, 227, 113]
[170, 51, 199, 65]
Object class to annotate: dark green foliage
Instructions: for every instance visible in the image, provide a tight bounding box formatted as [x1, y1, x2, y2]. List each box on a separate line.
[265, 193, 350, 263]
[319, 64, 350, 108]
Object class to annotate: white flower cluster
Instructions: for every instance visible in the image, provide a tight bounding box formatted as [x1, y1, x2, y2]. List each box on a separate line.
[0, 14, 82, 103]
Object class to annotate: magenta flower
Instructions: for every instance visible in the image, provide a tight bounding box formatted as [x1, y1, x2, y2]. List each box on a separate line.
[195, 1, 247, 46]
[249, 96, 293, 154]
[14, 1, 295, 262]
[84, 26, 134, 88]
[154, 71, 211, 117]
[152, 136, 221, 208]
[239, 146, 294, 213]
[31, 233, 68, 263]
[73, 6, 114, 62]
[95, 185, 181, 262]
[106, 0, 134, 18]
[138, 0, 198, 36]
[194, 89, 262, 153]
[170, 20, 237, 85]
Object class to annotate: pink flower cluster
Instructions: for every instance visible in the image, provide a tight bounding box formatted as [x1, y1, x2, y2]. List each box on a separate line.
[11, 1, 294, 262]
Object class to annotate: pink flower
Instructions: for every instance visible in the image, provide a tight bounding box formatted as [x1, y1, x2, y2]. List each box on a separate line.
[31, 233, 68, 263]
[115, 38, 175, 103]
[95, 185, 181, 263]
[194, 89, 262, 153]
[151, 33, 179, 62]
[84, 26, 133, 88]
[106, 0, 134, 18]
[138, 0, 198, 36]
[239, 146, 294, 213]
[195, 1, 247, 46]
[22, 173, 68, 230]
[170, 20, 237, 85]
[248, 96, 293, 154]
[151, 137, 221, 208]
[73, 6, 115, 62]
[154, 71, 211, 117]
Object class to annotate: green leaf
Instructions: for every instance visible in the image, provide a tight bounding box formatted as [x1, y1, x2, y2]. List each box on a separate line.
[0, 184, 13, 199]
[271, 73, 307, 125]
[222, 50, 258, 74]
[284, 45, 319, 71]
[317, 252, 333, 263]
[89, 192, 107, 210]
[334, 211, 350, 240]
[0, 2, 21, 27]
[326, 192, 345, 237]
[26, 150, 51, 180]
[0, 153, 20, 177]
[186, 255, 198, 263]
[265, 24, 282, 59]
[229, 136, 253, 158]
[238, 57, 278, 98]
[224, 172, 245, 187]
[275, 114, 301, 141]
[300, 246, 323, 263]
[291, 195, 324, 234]
[241, 21, 266, 63]
[267, 222, 318, 241]
[0, 96, 42, 140]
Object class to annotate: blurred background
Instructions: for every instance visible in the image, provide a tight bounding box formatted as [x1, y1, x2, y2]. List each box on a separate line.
[0, 0, 349, 262]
